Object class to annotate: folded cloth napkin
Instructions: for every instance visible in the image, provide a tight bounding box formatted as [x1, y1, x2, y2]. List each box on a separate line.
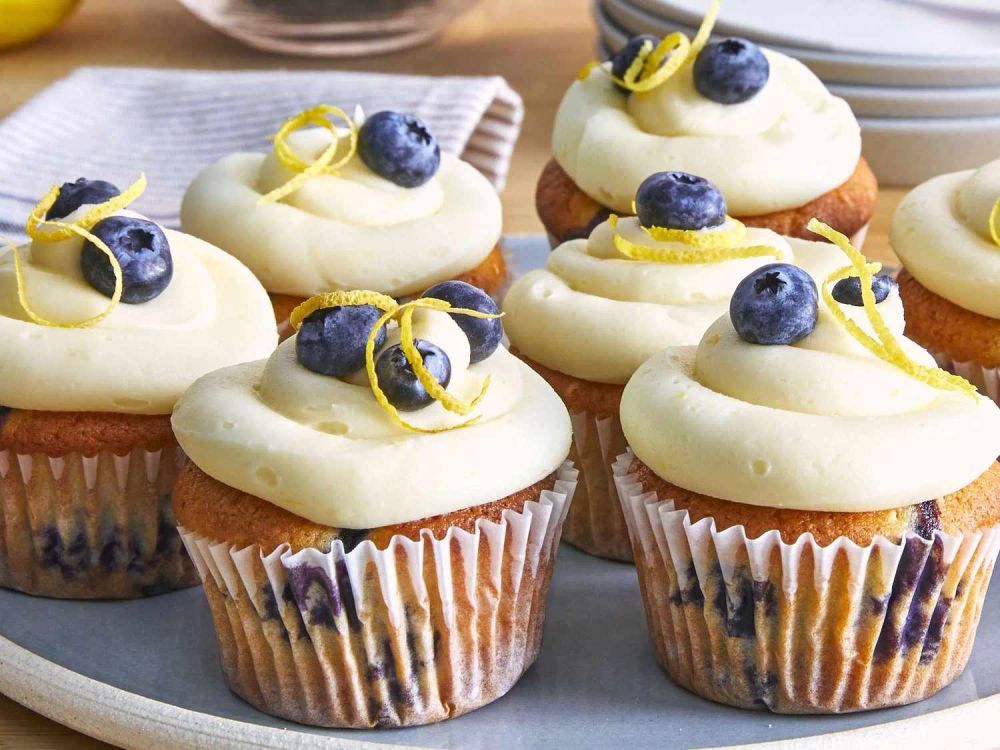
[0, 67, 523, 240]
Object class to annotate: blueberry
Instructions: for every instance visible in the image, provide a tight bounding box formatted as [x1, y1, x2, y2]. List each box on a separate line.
[693, 38, 770, 105]
[635, 171, 727, 230]
[374, 340, 451, 412]
[831, 274, 897, 307]
[80, 216, 172, 304]
[357, 111, 441, 188]
[421, 280, 503, 363]
[296, 304, 387, 377]
[610, 34, 660, 92]
[46, 178, 121, 220]
[730, 263, 818, 345]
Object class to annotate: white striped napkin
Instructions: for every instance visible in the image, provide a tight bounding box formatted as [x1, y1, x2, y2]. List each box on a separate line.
[0, 67, 523, 240]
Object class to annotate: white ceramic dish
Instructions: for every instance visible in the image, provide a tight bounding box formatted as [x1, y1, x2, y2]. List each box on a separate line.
[598, 0, 1000, 86]
[630, 0, 1000, 58]
[828, 81, 1000, 119]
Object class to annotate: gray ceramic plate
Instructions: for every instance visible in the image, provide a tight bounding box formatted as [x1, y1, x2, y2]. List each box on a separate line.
[0, 237, 996, 749]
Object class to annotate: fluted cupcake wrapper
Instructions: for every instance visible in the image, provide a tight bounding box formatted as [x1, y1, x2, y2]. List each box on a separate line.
[178, 463, 576, 729]
[613, 451, 1000, 713]
[564, 410, 632, 562]
[0, 444, 197, 598]
[931, 349, 1000, 407]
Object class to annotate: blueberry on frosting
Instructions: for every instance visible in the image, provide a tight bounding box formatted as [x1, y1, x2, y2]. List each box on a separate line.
[609, 34, 660, 92]
[422, 280, 503, 363]
[832, 274, 897, 307]
[635, 171, 727, 230]
[730, 263, 818, 345]
[693, 38, 770, 105]
[375, 340, 452, 412]
[46, 178, 121, 220]
[80, 216, 173, 304]
[297, 304, 387, 377]
[358, 111, 441, 188]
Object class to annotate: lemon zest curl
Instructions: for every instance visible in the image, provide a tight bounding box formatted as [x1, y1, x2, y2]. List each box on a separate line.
[610, 214, 785, 264]
[289, 291, 504, 433]
[989, 197, 1000, 248]
[808, 218, 976, 398]
[258, 105, 358, 205]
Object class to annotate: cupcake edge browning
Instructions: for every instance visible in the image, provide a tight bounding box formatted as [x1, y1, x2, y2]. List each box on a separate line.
[536, 157, 878, 245]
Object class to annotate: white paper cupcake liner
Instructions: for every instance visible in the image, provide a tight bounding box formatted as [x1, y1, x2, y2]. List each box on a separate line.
[614, 451, 1000, 713]
[564, 410, 632, 562]
[0, 444, 196, 598]
[179, 463, 576, 728]
[931, 349, 1000, 406]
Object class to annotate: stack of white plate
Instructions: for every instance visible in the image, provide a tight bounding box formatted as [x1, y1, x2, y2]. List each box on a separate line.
[593, 0, 1000, 184]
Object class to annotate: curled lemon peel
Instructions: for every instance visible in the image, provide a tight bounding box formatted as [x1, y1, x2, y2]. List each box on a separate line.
[989, 197, 1000, 248]
[258, 105, 359, 205]
[289, 291, 503, 433]
[609, 214, 785, 264]
[25, 173, 147, 242]
[808, 218, 977, 398]
[601, 0, 719, 93]
[7, 223, 123, 328]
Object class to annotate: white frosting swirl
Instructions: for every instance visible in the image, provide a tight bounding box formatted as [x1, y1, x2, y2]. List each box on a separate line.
[552, 50, 861, 215]
[891, 158, 1000, 319]
[171, 309, 572, 528]
[0, 208, 278, 414]
[621, 280, 1000, 512]
[180, 129, 502, 298]
[502, 226, 846, 384]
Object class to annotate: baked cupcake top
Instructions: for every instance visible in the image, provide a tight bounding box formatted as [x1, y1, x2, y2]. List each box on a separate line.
[0, 176, 277, 415]
[891, 157, 1000, 319]
[171, 282, 572, 529]
[503, 171, 841, 384]
[621, 220, 1000, 512]
[553, 5, 860, 217]
[181, 106, 503, 299]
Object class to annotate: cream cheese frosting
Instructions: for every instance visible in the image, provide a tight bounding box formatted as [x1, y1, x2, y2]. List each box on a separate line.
[620, 260, 1000, 512]
[502, 224, 845, 384]
[552, 50, 861, 216]
[180, 128, 503, 298]
[891, 158, 1000, 320]
[0, 207, 278, 415]
[171, 308, 572, 528]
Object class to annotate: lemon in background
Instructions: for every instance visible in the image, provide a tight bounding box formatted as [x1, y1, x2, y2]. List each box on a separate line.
[0, 0, 81, 50]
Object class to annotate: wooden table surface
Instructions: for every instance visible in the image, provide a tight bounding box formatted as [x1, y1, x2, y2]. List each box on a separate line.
[0, 0, 905, 746]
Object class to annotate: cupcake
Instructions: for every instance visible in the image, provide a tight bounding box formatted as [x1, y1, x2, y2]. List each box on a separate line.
[181, 106, 505, 338]
[891, 157, 1000, 405]
[538, 2, 876, 247]
[615, 220, 1000, 712]
[0, 176, 277, 598]
[171, 281, 575, 727]
[504, 171, 844, 561]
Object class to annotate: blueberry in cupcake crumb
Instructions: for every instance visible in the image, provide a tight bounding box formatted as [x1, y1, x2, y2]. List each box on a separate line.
[635, 171, 727, 230]
[358, 111, 441, 188]
[80, 216, 173, 304]
[730, 263, 818, 345]
[46, 178, 121, 220]
[297, 305, 387, 377]
[375, 340, 451, 411]
[422, 280, 503, 363]
[609, 34, 660, 92]
[693, 38, 770, 105]
[832, 273, 897, 307]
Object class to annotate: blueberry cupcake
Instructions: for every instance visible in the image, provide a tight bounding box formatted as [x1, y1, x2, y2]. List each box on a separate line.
[615, 220, 1000, 712]
[504, 171, 843, 561]
[181, 106, 505, 338]
[891, 157, 1000, 405]
[0, 176, 277, 598]
[538, 2, 876, 247]
[171, 281, 575, 727]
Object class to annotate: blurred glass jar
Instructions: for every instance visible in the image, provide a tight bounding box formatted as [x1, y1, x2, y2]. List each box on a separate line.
[176, 0, 479, 56]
